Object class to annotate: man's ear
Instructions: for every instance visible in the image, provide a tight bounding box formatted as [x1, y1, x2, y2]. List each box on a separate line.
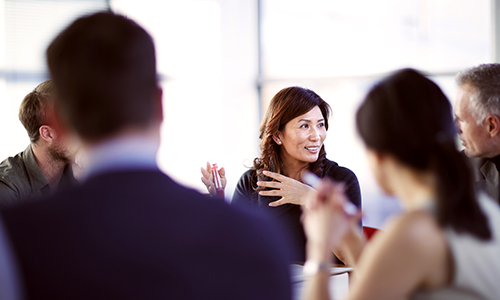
[39, 125, 56, 143]
[486, 115, 500, 137]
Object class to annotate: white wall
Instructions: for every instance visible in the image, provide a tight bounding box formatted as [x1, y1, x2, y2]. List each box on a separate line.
[111, 0, 261, 199]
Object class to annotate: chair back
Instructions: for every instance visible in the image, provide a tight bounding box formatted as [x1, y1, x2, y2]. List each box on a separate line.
[362, 226, 380, 241]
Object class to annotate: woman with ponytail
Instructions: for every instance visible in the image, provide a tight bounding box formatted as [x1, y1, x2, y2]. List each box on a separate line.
[302, 69, 500, 299]
[201, 86, 361, 263]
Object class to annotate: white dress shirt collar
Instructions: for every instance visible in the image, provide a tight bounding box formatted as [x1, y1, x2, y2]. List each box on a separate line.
[82, 134, 160, 181]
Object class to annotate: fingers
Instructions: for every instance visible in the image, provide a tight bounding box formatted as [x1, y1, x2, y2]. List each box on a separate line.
[201, 176, 214, 189]
[205, 162, 214, 179]
[218, 167, 227, 188]
[256, 181, 282, 189]
[262, 170, 287, 182]
[312, 180, 347, 212]
[201, 162, 212, 178]
[202, 162, 228, 191]
[268, 198, 285, 207]
[316, 179, 336, 204]
[200, 167, 211, 180]
[258, 189, 282, 197]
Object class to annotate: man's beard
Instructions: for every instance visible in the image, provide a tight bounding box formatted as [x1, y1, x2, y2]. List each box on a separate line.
[48, 142, 71, 164]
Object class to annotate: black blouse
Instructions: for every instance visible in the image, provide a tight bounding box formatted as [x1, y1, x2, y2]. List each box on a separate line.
[232, 159, 362, 263]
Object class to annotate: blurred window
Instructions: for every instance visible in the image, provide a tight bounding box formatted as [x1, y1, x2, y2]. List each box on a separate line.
[0, 0, 493, 227]
[0, 0, 108, 158]
[260, 0, 491, 227]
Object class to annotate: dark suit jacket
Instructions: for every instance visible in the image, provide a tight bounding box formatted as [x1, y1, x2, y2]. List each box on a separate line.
[467, 156, 500, 203]
[1, 170, 291, 300]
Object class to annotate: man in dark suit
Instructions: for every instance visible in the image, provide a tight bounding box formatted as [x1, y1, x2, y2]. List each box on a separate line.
[0, 12, 291, 300]
[0, 219, 22, 300]
[455, 63, 500, 204]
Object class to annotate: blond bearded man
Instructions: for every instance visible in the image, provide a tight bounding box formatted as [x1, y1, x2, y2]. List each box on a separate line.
[0, 80, 78, 205]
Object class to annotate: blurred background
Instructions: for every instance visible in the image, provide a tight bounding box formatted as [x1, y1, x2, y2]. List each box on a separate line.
[0, 0, 495, 228]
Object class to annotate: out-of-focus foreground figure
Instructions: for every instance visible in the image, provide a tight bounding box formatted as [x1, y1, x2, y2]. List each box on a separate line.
[302, 69, 500, 300]
[0, 12, 291, 300]
[0, 79, 78, 206]
[0, 220, 22, 300]
[455, 63, 500, 204]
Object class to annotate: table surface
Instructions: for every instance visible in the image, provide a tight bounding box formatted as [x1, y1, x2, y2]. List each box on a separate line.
[290, 264, 351, 300]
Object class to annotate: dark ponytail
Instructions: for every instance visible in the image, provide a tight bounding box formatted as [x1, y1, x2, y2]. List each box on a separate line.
[357, 68, 491, 240]
[433, 141, 490, 239]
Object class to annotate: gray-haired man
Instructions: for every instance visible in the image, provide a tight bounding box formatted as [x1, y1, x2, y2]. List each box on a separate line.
[454, 63, 500, 203]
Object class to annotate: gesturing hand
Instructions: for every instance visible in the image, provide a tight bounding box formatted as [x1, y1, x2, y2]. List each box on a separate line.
[257, 170, 316, 207]
[200, 161, 227, 197]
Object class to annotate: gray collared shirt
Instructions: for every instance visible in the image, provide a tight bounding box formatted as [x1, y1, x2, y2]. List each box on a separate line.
[0, 145, 77, 206]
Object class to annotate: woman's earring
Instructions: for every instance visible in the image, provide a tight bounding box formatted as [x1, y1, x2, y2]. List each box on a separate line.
[277, 140, 282, 145]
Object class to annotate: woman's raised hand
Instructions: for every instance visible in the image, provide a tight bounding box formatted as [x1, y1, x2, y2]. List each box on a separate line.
[200, 161, 227, 197]
[257, 170, 315, 207]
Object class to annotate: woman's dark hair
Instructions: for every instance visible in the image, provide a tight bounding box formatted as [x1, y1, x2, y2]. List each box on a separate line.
[356, 68, 491, 240]
[254, 86, 332, 183]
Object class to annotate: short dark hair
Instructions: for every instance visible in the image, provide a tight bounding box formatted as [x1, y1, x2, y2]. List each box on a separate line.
[455, 63, 500, 124]
[357, 68, 491, 240]
[18, 80, 55, 143]
[46, 12, 158, 142]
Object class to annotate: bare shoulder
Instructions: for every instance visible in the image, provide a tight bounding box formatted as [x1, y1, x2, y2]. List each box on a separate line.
[349, 210, 450, 299]
[385, 210, 443, 245]
[380, 210, 449, 268]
